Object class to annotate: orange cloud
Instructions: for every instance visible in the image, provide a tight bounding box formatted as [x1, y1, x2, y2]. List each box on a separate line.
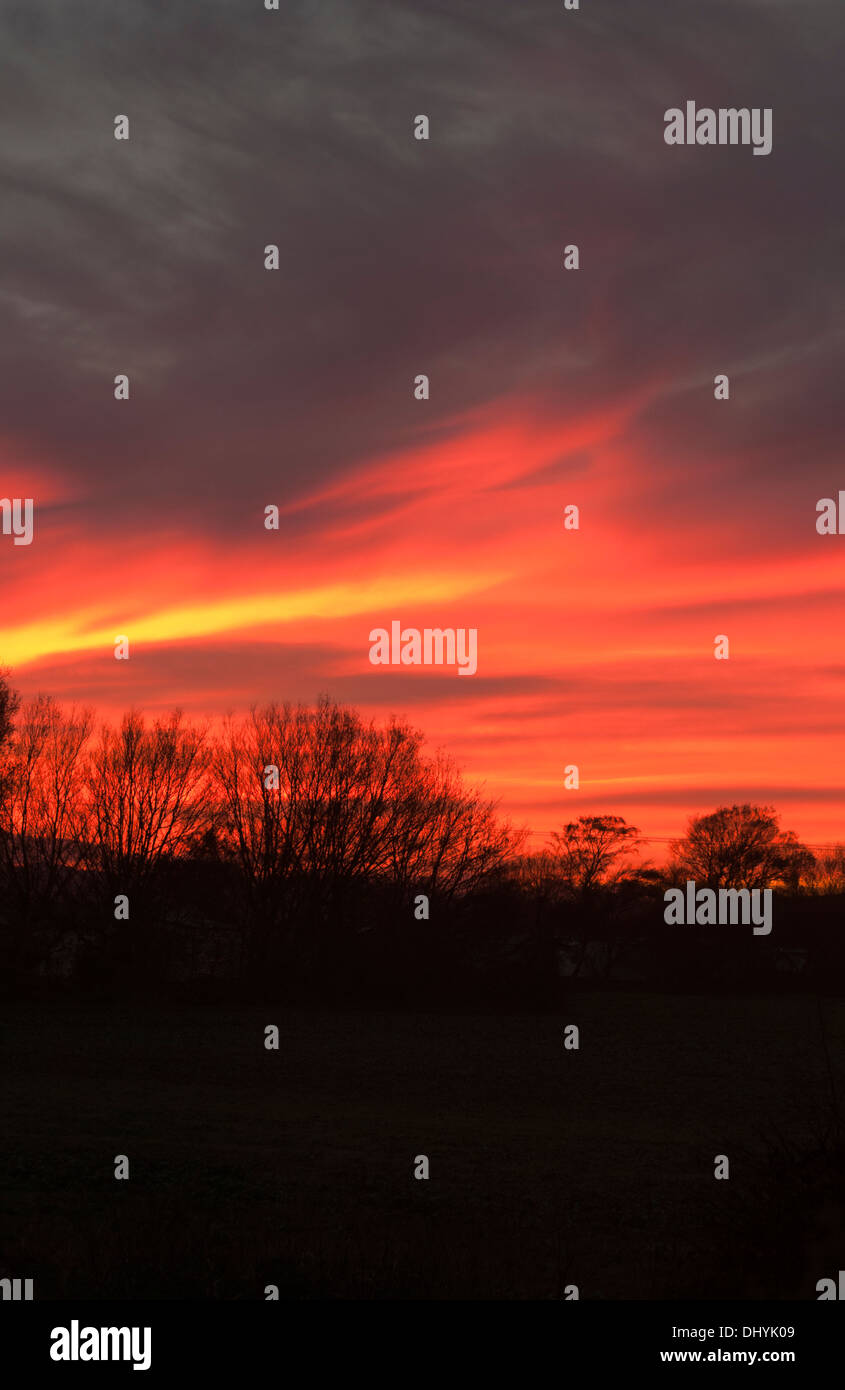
[4, 395, 844, 852]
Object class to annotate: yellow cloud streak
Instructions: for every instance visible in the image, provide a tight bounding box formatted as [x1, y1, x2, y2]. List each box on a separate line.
[2, 570, 506, 669]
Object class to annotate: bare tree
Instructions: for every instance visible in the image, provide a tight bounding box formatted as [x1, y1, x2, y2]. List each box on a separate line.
[381, 748, 519, 903]
[83, 710, 210, 907]
[0, 667, 19, 750]
[0, 696, 92, 968]
[807, 845, 845, 895]
[209, 698, 520, 973]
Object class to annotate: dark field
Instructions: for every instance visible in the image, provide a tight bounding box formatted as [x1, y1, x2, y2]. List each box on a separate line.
[2, 994, 844, 1300]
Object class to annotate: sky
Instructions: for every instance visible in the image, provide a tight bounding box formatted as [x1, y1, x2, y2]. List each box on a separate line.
[1, 0, 844, 851]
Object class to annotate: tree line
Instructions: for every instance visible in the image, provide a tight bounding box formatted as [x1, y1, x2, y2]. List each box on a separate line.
[0, 670, 841, 1000]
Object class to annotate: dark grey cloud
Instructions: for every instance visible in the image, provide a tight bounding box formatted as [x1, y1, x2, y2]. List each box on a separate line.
[522, 784, 845, 816]
[16, 635, 845, 742]
[1, 0, 843, 550]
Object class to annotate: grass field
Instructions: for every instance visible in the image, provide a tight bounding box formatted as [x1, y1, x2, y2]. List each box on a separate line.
[2, 993, 844, 1299]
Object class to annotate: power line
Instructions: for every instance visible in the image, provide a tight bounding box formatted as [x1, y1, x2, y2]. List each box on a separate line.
[528, 832, 844, 851]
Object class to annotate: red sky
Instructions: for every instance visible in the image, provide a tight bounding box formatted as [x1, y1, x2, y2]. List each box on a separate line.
[5, 389, 845, 854]
[2, 0, 843, 855]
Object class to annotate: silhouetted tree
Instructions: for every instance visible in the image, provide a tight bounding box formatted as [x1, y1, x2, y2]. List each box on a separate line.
[540, 817, 645, 979]
[669, 803, 814, 890]
[0, 668, 19, 749]
[210, 697, 519, 979]
[548, 815, 642, 896]
[809, 845, 845, 895]
[83, 710, 210, 910]
[0, 696, 92, 973]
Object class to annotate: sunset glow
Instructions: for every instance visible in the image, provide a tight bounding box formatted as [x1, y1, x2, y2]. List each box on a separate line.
[4, 392, 844, 852]
[3, 1, 843, 856]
